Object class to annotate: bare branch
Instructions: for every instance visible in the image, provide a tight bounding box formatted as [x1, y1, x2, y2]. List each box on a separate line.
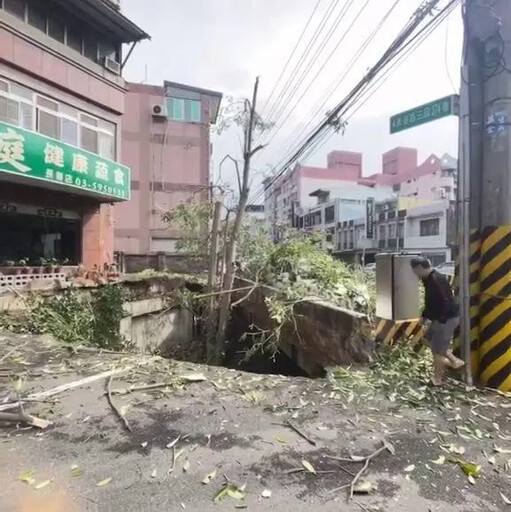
[106, 375, 132, 433]
[250, 144, 266, 157]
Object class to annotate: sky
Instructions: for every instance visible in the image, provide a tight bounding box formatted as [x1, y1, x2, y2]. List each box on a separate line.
[122, 0, 463, 202]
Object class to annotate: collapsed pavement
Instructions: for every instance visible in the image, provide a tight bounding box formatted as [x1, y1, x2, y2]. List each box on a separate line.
[1, 332, 511, 511]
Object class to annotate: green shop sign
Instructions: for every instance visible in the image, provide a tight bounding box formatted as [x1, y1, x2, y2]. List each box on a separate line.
[0, 120, 130, 201]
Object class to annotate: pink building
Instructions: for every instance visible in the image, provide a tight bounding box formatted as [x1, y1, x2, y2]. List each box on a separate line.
[265, 150, 364, 229]
[0, 0, 147, 271]
[114, 81, 222, 254]
[265, 146, 457, 233]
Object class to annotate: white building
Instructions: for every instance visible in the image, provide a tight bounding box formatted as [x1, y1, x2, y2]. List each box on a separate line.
[334, 198, 455, 266]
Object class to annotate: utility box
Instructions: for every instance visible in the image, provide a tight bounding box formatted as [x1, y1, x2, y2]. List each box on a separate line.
[376, 253, 420, 321]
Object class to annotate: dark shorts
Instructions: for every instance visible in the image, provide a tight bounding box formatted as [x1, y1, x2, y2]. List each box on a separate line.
[427, 317, 459, 354]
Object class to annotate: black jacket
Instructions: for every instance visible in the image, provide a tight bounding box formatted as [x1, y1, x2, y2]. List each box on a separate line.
[422, 270, 459, 323]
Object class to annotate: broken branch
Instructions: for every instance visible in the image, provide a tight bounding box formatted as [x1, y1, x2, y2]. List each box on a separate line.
[230, 277, 261, 309]
[0, 366, 131, 412]
[285, 420, 316, 446]
[193, 285, 255, 300]
[349, 441, 394, 499]
[106, 375, 132, 433]
[0, 411, 52, 429]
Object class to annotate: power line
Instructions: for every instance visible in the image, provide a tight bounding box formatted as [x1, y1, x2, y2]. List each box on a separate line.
[261, 0, 403, 176]
[265, 0, 356, 130]
[298, 0, 461, 169]
[261, 0, 370, 148]
[263, 0, 340, 124]
[259, 0, 324, 118]
[250, 0, 457, 207]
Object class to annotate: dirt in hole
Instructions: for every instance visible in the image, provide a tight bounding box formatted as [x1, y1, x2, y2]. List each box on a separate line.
[160, 308, 314, 378]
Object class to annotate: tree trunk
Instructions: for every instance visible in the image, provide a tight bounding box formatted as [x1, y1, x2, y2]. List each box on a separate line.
[206, 200, 222, 362]
[214, 77, 260, 362]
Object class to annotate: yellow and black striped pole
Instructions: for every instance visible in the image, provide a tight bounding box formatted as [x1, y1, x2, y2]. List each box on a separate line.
[469, 229, 481, 377]
[478, 225, 511, 391]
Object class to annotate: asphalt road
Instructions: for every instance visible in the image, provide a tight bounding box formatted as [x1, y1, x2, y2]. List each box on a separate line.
[0, 333, 509, 512]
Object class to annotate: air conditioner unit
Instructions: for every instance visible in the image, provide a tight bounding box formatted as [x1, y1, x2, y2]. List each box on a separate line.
[152, 104, 167, 118]
[102, 56, 120, 75]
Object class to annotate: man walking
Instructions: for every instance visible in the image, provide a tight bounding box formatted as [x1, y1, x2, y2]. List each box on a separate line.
[410, 257, 465, 386]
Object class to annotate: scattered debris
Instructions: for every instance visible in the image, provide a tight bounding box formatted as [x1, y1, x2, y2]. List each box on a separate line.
[301, 460, 316, 474]
[203, 470, 217, 485]
[328, 440, 394, 499]
[261, 489, 272, 498]
[34, 479, 52, 490]
[0, 411, 52, 429]
[96, 477, 112, 487]
[213, 484, 246, 503]
[285, 420, 316, 446]
[106, 375, 132, 433]
[0, 367, 132, 412]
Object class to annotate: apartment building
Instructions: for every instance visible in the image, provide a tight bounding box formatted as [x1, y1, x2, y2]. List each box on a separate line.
[264, 150, 364, 237]
[334, 198, 456, 266]
[114, 80, 222, 254]
[0, 0, 147, 270]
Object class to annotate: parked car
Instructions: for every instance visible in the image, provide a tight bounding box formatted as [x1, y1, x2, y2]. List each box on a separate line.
[364, 262, 376, 272]
[435, 261, 455, 276]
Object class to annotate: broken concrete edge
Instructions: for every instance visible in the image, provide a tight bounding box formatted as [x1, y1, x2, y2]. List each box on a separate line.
[232, 277, 375, 371]
[0, 273, 205, 314]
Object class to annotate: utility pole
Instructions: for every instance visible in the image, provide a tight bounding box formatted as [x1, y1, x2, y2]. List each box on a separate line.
[463, 0, 511, 390]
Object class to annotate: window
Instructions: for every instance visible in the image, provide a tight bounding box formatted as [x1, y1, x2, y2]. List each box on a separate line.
[189, 100, 201, 122]
[420, 218, 440, 237]
[81, 126, 98, 153]
[27, 2, 46, 32]
[4, 0, 26, 20]
[19, 102, 34, 130]
[98, 40, 117, 62]
[325, 205, 335, 224]
[398, 222, 404, 238]
[83, 33, 98, 62]
[99, 132, 115, 160]
[0, 96, 19, 125]
[379, 225, 386, 240]
[388, 223, 396, 239]
[81, 113, 98, 127]
[61, 117, 78, 145]
[0, 76, 117, 159]
[48, 17, 65, 43]
[38, 110, 59, 138]
[167, 97, 203, 122]
[167, 98, 185, 120]
[66, 26, 83, 53]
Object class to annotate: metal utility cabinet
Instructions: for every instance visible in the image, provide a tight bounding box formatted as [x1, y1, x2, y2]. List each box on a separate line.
[376, 253, 420, 321]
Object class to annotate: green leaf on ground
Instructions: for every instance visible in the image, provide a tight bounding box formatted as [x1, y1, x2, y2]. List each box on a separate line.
[96, 477, 112, 487]
[19, 470, 36, 485]
[213, 484, 246, 503]
[71, 466, 84, 478]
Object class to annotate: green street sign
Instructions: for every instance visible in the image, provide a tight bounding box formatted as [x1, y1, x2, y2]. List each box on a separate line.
[390, 94, 459, 134]
[0, 120, 130, 201]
